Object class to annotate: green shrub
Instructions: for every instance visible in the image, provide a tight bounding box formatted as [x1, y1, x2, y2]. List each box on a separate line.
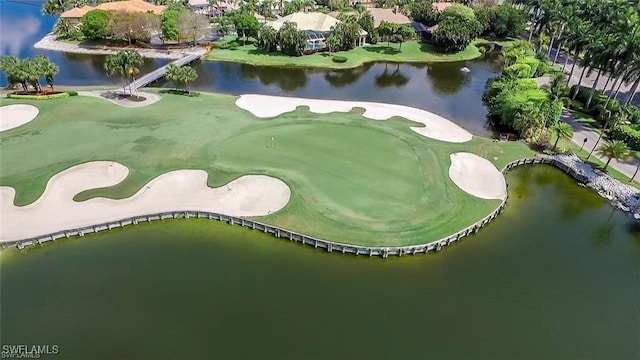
[534, 60, 550, 77]
[539, 99, 563, 126]
[504, 63, 532, 78]
[7, 92, 69, 100]
[332, 55, 348, 63]
[517, 57, 539, 78]
[626, 105, 640, 124]
[610, 125, 640, 151]
[65, 91, 78, 96]
[81, 9, 111, 40]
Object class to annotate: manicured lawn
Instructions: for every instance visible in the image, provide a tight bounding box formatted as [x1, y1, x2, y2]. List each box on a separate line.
[207, 37, 483, 69]
[0, 91, 533, 246]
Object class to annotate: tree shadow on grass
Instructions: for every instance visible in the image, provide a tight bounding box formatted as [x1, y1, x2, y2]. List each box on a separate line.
[363, 45, 400, 55]
[419, 42, 449, 56]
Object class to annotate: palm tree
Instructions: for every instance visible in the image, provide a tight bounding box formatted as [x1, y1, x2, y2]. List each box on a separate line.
[544, 72, 569, 101]
[34, 55, 59, 91]
[104, 51, 143, 96]
[165, 64, 198, 93]
[549, 122, 573, 150]
[597, 140, 631, 171]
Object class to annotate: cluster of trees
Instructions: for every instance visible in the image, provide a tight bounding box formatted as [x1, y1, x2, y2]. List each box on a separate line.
[42, 0, 87, 15]
[104, 50, 144, 96]
[53, 9, 163, 44]
[257, 22, 306, 55]
[161, 9, 210, 43]
[433, 4, 481, 52]
[381, 1, 527, 53]
[0, 55, 60, 92]
[165, 63, 198, 93]
[484, 41, 565, 143]
[378, 21, 415, 50]
[519, 0, 640, 108]
[430, 3, 526, 53]
[475, 4, 526, 38]
[47, 1, 209, 44]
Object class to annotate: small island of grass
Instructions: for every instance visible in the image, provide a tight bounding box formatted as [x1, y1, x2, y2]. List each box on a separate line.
[207, 38, 485, 69]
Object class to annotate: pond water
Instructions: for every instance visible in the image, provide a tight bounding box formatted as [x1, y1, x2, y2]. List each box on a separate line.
[1, 1, 639, 358]
[2, 166, 639, 359]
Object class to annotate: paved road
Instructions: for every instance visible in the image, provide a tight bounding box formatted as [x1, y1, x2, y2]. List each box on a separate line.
[548, 48, 639, 107]
[539, 46, 639, 179]
[561, 109, 639, 180]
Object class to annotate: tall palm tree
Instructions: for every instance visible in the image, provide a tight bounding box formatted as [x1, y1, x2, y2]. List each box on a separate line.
[549, 122, 573, 150]
[104, 51, 143, 96]
[597, 140, 631, 171]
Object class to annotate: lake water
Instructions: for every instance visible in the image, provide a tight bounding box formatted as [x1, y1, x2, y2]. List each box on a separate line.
[1, 1, 639, 358]
[2, 166, 639, 358]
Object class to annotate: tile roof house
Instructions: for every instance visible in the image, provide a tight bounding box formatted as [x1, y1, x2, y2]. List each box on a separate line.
[61, 0, 166, 24]
[330, 7, 429, 41]
[95, 0, 165, 14]
[59, 5, 96, 23]
[266, 12, 368, 49]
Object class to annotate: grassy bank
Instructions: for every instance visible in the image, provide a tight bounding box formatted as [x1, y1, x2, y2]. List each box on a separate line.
[0, 91, 533, 246]
[206, 38, 485, 69]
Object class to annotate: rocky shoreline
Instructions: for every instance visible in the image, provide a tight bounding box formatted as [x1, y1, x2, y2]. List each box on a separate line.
[547, 153, 640, 217]
[34, 33, 205, 60]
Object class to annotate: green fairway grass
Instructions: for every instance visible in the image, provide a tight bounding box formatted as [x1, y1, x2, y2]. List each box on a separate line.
[0, 91, 534, 246]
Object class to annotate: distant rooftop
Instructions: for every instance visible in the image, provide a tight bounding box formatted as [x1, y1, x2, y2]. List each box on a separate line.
[433, 2, 454, 12]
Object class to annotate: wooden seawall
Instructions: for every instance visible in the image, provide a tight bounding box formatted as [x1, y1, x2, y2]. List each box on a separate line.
[2, 156, 580, 257]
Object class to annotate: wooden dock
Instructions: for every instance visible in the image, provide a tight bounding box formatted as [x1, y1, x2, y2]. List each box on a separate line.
[133, 51, 204, 90]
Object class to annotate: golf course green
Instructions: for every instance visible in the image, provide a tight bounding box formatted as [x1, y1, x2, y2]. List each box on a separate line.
[0, 91, 534, 246]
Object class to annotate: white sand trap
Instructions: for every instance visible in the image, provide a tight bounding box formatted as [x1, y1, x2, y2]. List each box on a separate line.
[0, 104, 39, 132]
[0, 161, 291, 242]
[448, 152, 506, 200]
[236, 94, 473, 143]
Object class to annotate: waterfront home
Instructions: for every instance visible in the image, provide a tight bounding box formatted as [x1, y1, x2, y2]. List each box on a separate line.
[266, 12, 368, 50]
[61, 0, 166, 24]
[330, 7, 429, 41]
[94, 0, 165, 14]
[364, 7, 428, 41]
[59, 5, 95, 24]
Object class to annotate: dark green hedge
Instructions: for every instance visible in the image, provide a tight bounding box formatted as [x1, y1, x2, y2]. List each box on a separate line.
[332, 56, 347, 63]
[610, 125, 640, 151]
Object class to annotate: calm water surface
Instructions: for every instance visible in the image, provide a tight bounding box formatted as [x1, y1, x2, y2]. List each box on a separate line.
[2, 166, 640, 359]
[2, 1, 639, 358]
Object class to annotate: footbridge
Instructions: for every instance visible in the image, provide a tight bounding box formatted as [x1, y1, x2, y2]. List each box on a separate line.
[133, 50, 205, 90]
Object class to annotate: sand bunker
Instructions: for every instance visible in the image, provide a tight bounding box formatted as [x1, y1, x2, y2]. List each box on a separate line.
[0, 161, 291, 242]
[448, 152, 506, 200]
[0, 104, 39, 132]
[235, 94, 473, 143]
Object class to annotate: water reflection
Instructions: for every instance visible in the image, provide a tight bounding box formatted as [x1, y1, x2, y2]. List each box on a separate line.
[324, 63, 373, 88]
[426, 63, 472, 96]
[239, 64, 308, 92]
[0, 14, 41, 57]
[374, 63, 409, 88]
